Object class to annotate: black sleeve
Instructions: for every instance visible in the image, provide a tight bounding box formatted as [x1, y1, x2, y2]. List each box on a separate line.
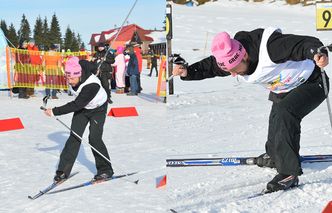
[52, 83, 100, 116]
[180, 56, 230, 81]
[267, 31, 326, 63]
[105, 53, 115, 65]
[79, 60, 98, 75]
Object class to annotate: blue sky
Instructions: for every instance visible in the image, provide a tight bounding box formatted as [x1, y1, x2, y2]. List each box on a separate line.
[0, 0, 165, 45]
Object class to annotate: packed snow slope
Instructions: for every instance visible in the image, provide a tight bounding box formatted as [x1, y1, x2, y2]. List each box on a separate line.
[167, 1, 332, 212]
[0, 67, 167, 212]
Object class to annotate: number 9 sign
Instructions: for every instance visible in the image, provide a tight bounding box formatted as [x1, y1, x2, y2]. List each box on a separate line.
[316, 2, 332, 30]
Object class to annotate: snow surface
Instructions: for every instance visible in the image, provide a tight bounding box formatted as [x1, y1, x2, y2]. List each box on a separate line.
[0, 64, 167, 212]
[167, 1, 332, 212]
[148, 31, 167, 45]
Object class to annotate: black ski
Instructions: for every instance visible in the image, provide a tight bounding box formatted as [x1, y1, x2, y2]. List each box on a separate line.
[28, 171, 79, 200]
[48, 172, 138, 195]
[248, 184, 303, 199]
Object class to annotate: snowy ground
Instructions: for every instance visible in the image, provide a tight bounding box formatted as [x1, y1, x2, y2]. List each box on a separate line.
[167, 1, 332, 212]
[0, 66, 168, 212]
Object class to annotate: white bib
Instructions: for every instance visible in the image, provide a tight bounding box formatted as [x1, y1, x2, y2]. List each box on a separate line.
[70, 74, 107, 109]
[239, 27, 315, 94]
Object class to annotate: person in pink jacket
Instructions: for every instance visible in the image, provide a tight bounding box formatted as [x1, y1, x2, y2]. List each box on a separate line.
[112, 46, 126, 93]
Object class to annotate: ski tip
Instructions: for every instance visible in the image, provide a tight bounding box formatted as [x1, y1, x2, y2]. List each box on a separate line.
[28, 196, 33, 200]
[134, 180, 139, 184]
[261, 188, 274, 194]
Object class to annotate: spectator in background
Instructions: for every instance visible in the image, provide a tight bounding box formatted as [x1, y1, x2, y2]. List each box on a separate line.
[27, 38, 42, 97]
[133, 44, 143, 92]
[148, 50, 158, 77]
[44, 44, 61, 99]
[147, 47, 153, 69]
[93, 42, 115, 104]
[124, 49, 131, 93]
[126, 46, 139, 96]
[16, 40, 30, 99]
[112, 46, 126, 94]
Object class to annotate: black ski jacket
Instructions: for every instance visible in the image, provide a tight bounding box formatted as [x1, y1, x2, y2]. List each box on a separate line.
[53, 60, 106, 116]
[93, 49, 115, 74]
[181, 28, 326, 81]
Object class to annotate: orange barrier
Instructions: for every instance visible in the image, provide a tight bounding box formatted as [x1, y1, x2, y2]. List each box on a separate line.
[156, 55, 166, 97]
[0, 118, 24, 132]
[108, 107, 139, 117]
[1, 48, 92, 90]
[6, 46, 11, 89]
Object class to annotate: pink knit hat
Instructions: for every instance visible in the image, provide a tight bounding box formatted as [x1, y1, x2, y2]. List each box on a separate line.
[117, 46, 124, 54]
[65, 57, 82, 78]
[211, 32, 246, 70]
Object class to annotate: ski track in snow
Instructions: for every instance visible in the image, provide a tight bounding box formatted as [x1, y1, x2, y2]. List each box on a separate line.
[167, 1, 332, 212]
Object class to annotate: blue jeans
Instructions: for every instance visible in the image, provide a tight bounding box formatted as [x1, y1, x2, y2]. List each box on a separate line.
[129, 75, 139, 94]
[45, 88, 57, 96]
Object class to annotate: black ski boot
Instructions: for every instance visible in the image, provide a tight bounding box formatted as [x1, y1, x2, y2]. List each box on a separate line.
[93, 171, 114, 181]
[256, 153, 276, 168]
[266, 173, 299, 192]
[54, 171, 67, 182]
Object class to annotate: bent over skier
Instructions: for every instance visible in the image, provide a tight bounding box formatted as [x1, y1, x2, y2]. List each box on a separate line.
[172, 27, 329, 193]
[44, 56, 114, 182]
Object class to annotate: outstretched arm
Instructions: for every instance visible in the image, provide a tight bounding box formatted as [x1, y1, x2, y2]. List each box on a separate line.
[172, 56, 230, 81]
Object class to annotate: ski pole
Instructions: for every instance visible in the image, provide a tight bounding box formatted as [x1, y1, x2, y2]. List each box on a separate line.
[40, 106, 139, 184]
[317, 45, 332, 129]
[96, 0, 138, 75]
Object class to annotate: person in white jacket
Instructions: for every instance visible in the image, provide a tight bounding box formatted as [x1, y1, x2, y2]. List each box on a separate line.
[112, 46, 126, 94]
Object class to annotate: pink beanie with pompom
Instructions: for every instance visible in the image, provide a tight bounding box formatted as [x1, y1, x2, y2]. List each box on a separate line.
[65, 57, 82, 78]
[211, 32, 246, 70]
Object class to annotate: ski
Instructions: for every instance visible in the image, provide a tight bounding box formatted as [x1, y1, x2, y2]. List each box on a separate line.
[47, 172, 138, 195]
[166, 154, 332, 167]
[247, 183, 303, 199]
[166, 157, 256, 167]
[28, 171, 79, 200]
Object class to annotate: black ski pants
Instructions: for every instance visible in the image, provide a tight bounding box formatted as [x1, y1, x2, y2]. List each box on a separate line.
[149, 64, 158, 76]
[266, 69, 329, 176]
[57, 104, 113, 176]
[99, 72, 111, 100]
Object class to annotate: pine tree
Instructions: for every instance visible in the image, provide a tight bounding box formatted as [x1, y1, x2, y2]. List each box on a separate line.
[7, 23, 19, 47]
[49, 13, 62, 48]
[71, 32, 80, 51]
[77, 33, 83, 50]
[42, 17, 50, 49]
[18, 14, 31, 43]
[33, 16, 43, 48]
[0, 20, 8, 37]
[80, 42, 86, 51]
[63, 26, 73, 51]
